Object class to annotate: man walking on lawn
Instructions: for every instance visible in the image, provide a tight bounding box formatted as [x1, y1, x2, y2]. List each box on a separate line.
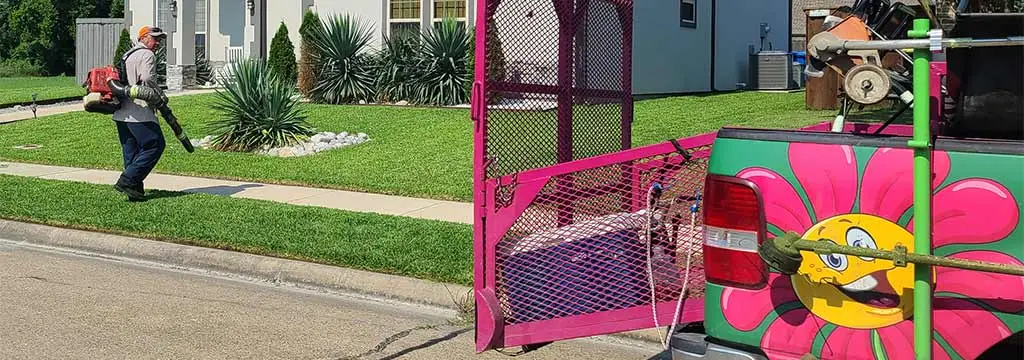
[112, 26, 167, 201]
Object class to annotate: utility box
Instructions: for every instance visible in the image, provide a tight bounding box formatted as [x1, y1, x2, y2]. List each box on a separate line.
[749, 51, 794, 90]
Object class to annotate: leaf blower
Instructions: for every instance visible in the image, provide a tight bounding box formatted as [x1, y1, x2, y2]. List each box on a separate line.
[82, 65, 194, 153]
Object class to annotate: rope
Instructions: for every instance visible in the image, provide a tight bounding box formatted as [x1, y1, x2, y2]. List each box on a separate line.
[645, 183, 698, 350]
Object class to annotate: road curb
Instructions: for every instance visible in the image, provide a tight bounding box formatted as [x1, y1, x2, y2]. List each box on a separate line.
[0, 219, 472, 310]
[0, 219, 666, 345]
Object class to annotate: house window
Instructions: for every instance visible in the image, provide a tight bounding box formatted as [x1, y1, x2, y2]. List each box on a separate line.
[195, 0, 208, 33]
[195, 34, 207, 58]
[195, 0, 208, 57]
[680, 0, 696, 28]
[432, 0, 467, 29]
[157, 0, 173, 29]
[389, 0, 421, 37]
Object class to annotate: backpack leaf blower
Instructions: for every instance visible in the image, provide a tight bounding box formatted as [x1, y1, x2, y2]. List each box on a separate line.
[82, 64, 194, 153]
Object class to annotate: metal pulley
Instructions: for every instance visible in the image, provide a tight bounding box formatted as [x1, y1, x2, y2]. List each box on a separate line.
[844, 63, 891, 104]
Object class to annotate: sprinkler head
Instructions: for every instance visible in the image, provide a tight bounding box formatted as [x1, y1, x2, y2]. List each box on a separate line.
[758, 233, 804, 275]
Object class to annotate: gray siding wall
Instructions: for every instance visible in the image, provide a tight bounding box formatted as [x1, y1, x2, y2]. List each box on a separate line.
[76, 18, 126, 84]
[221, 0, 246, 46]
[712, 0, 790, 91]
[632, 0, 712, 95]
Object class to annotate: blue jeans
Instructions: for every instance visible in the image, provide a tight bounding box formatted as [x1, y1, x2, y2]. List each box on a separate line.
[115, 120, 165, 188]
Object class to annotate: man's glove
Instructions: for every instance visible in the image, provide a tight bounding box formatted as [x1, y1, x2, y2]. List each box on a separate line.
[106, 79, 194, 153]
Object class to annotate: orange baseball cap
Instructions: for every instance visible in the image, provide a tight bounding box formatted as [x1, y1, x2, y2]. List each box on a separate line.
[137, 26, 168, 40]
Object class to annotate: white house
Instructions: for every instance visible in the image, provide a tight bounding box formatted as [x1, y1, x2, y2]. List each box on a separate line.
[123, 0, 791, 94]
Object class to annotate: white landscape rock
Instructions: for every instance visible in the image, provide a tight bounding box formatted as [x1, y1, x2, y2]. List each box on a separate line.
[193, 131, 369, 157]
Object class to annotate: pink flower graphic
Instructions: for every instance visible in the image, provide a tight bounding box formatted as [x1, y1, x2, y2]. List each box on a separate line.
[721, 143, 1022, 360]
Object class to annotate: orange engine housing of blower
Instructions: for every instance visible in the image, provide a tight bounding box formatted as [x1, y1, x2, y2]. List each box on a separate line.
[84, 65, 119, 100]
[82, 65, 122, 114]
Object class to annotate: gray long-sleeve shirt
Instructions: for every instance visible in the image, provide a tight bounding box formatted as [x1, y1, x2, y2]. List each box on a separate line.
[113, 44, 159, 123]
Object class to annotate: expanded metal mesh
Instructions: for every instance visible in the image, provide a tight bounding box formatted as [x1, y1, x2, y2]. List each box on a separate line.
[494, 146, 709, 325]
[484, 0, 629, 179]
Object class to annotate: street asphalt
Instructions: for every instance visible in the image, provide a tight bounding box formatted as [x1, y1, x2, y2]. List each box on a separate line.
[0, 240, 668, 360]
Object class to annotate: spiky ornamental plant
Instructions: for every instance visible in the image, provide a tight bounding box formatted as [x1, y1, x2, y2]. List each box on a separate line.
[155, 44, 167, 88]
[411, 18, 471, 106]
[374, 30, 421, 103]
[297, 9, 321, 97]
[464, 25, 475, 98]
[195, 49, 214, 85]
[208, 59, 314, 152]
[268, 22, 297, 85]
[307, 14, 376, 104]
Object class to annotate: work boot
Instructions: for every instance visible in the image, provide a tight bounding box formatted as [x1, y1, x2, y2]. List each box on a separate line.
[114, 180, 145, 201]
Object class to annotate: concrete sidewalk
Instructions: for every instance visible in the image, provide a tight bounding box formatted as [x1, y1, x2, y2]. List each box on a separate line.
[0, 89, 218, 124]
[0, 161, 472, 224]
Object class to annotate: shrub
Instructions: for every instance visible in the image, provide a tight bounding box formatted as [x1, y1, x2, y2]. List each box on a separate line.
[0, 58, 44, 77]
[483, 17, 508, 103]
[374, 31, 420, 103]
[268, 22, 297, 84]
[9, 0, 56, 74]
[208, 59, 313, 152]
[297, 9, 321, 97]
[110, 0, 125, 18]
[307, 14, 376, 104]
[113, 28, 132, 64]
[411, 18, 471, 106]
[195, 49, 214, 85]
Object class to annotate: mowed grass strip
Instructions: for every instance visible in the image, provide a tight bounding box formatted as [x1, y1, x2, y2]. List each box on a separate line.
[0, 174, 473, 285]
[0, 77, 84, 106]
[0, 91, 836, 201]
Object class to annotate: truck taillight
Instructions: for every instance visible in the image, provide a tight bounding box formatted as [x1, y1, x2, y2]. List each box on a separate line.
[702, 175, 768, 289]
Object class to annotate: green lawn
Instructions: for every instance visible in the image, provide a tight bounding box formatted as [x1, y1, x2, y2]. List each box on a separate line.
[0, 174, 473, 285]
[0, 77, 83, 107]
[0, 91, 837, 201]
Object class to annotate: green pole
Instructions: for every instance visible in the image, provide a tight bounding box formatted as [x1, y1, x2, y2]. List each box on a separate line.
[907, 18, 932, 360]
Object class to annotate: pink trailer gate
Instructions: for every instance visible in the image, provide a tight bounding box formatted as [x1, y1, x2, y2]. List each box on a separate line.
[470, 0, 709, 352]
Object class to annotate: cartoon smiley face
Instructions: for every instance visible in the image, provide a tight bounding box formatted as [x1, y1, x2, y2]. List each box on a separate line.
[790, 214, 928, 329]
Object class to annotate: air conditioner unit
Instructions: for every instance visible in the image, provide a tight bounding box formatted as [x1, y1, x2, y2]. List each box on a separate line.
[749, 51, 795, 90]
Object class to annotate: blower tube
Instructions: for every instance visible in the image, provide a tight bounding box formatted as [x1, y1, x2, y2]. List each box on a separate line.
[107, 80, 195, 153]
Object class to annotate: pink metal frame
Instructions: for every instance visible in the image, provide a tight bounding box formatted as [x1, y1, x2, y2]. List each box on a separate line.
[469, 0, 922, 353]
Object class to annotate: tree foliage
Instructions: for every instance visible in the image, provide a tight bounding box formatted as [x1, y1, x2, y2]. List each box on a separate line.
[113, 28, 132, 64]
[297, 9, 321, 97]
[268, 22, 297, 84]
[1, 0, 117, 75]
[110, 0, 124, 18]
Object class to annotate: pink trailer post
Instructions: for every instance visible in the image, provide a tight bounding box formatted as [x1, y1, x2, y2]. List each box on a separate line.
[470, 0, 710, 352]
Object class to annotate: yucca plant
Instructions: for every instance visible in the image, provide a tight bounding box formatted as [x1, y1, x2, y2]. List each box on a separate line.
[195, 50, 214, 85]
[411, 18, 471, 106]
[308, 14, 377, 104]
[208, 59, 314, 152]
[374, 31, 421, 103]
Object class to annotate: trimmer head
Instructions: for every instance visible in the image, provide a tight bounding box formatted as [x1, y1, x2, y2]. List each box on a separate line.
[758, 233, 803, 275]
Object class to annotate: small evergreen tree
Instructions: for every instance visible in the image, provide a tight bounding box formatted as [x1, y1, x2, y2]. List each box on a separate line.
[113, 28, 132, 64]
[297, 10, 321, 96]
[110, 0, 124, 18]
[268, 22, 297, 84]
